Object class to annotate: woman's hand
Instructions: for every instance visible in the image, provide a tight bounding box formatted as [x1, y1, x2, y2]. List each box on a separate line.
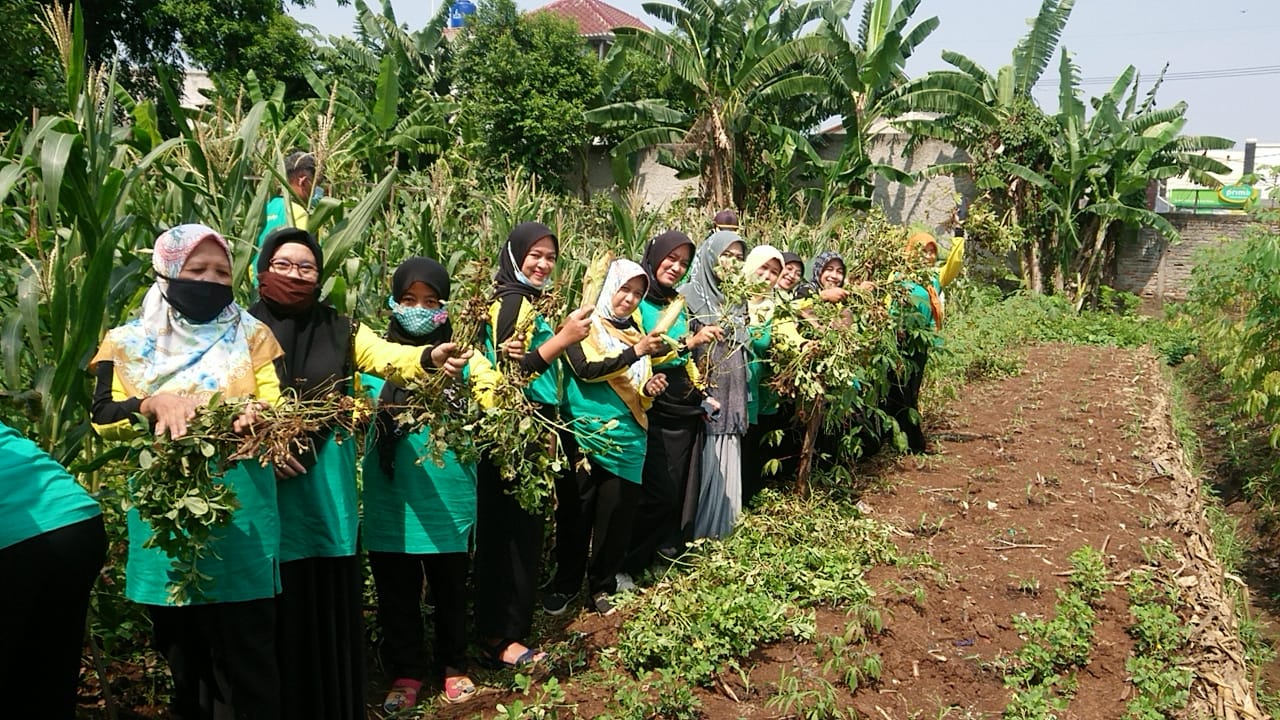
[430, 342, 473, 378]
[644, 373, 669, 397]
[557, 307, 593, 344]
[634, 332, 667, 357]
[140, 393, 202, 440]
[819, 287, 849, 303]
[853, 280, 876, 293]
[502, 333, 527, 361]
[686, 324, 724, 350]
[703, 396, 722, 415]
[231, 401, 267, 434]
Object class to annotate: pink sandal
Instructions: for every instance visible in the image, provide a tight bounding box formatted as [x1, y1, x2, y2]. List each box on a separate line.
[382, 678, 422, 713]
[441, 675, 477, 704]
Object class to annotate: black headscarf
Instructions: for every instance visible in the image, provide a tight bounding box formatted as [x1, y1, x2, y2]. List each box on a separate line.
[640, 230, 695, 303]
[249, 227, 352, 399]
[386, 256, 452, 347]
[376, 256, 455, 477]
[493, 222, 557, 300]
[782, 251, 803, 269]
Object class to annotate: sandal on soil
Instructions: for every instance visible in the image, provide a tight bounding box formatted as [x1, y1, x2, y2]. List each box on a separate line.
[441, 675, 477, 704]
[383, 678, 423, 713]
[479, 639, 546, 670]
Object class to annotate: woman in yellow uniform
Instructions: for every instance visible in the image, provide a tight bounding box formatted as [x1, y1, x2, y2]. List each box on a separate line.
[89, 224, 285, 720]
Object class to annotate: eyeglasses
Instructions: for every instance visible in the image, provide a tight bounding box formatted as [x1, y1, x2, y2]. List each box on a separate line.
[268, 258, 319, 279]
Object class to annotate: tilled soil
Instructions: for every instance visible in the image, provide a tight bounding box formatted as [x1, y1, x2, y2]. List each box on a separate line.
[436, 344, 1263, 719]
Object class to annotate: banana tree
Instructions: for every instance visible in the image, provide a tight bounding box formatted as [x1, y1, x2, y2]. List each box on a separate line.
[587, 0, 834, 209]
[1006, 52, 1232, 307]
[885, 0, 1075, 291]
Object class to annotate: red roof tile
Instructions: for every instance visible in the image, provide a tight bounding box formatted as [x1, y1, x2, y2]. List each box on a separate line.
[532, 0, 651, 37]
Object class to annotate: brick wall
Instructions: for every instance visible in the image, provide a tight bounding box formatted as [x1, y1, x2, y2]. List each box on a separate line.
[1113, 213, 1254, 304]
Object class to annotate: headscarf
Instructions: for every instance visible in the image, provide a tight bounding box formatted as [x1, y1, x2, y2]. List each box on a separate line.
[376, 256, 455, 477]
[494, 221, 557, 300]
[586, 259, 652, 425]
[386, 256, 452, 347]
[90, 224, 269, 399]
[797, 250, 845, 299]
[905, 232, 944, 329]
[640, 230, 695, 303]
[742, 245, 785, 325]
[249, 228, 352, 399]
[679, 230, 748, 344]
[781, 251, 804, 272]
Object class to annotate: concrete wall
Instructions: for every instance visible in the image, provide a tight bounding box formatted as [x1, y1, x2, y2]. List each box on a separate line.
[1112, 212, 1255, 304]
[572, 133, 974, 231]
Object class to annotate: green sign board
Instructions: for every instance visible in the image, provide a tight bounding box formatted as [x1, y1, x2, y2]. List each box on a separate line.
[1218, 184, 1255, 204]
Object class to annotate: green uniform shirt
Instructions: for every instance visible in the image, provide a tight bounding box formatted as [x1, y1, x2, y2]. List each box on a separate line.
[358, 374, 477, 555]
[638, 297, 690, 371]
[746, 322, 778, 424]
[276, 431, 358, 562]
[483, 297, 563, 408]
[0, 422, 101, 550]
[125, 459, 280, 605]
[564, 375, 647, 484]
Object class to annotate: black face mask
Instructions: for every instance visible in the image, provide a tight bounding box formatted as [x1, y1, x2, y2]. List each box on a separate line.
[163, 277, 234, 323]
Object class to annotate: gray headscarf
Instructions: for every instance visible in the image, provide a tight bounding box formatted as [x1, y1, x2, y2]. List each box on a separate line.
[679, 230, 748, 345]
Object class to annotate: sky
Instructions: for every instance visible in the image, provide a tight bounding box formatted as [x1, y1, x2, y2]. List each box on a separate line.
[288, 0, 1280, 147]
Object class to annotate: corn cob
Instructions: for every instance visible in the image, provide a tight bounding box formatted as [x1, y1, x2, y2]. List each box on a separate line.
[580, 251, 615, 309]
[651, 296, 686, 335]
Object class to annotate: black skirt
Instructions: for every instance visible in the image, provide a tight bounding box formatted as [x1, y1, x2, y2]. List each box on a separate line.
[277, 555, 365, 720]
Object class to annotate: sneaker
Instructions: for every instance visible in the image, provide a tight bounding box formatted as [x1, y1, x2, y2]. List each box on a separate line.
[542, 591, 575, 616]
[615, 572, 637, 593]
[591, 591, 616, 616]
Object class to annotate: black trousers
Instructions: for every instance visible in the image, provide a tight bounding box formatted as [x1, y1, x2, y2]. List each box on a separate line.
[472, 454, 544, 641]
[551, 466, 640, 597]
[276, 556, 365, 720]
[882, 345, 929, 454]
[0, 515, 106, 720]
[742, 408, 800, 506]
[625, 412, 702, 573]
[369, 550, 469, 679]
[150, 597, 279, 720]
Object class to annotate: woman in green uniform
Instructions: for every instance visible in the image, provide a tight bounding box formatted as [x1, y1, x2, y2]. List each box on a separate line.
[543, 260, 669, 616]
[89, 224, 286, 720]
[249, 228, 467, 720]
[622, 231, 721, 576]
[0, 423, 105, 720]
[473, 222, 591, 668]
[362, 257, 500, 710]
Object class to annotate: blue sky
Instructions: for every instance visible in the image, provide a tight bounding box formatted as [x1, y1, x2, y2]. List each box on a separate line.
[288, 0, 1280, 146]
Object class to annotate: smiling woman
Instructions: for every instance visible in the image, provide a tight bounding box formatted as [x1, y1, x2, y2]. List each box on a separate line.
[546, 259, 670, 616]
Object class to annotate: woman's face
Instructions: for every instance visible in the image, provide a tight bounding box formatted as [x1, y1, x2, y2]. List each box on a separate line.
[716, 242, 746, 274]
[655, 245, 692, 288]
[919, 244, 938, 267]
[818, 260, 846, 290]
[179, 238, 232, 284]
[754, 258, 783, 287]
[398, 281, 441, 309]
[266, 242, 320, 281]
[778, 261, 803, 291]
[520, 237, 557, 288]
[610, 276, 647, 318]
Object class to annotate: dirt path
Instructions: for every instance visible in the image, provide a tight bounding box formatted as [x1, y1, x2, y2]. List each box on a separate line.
[444, 343, 1264, 720]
